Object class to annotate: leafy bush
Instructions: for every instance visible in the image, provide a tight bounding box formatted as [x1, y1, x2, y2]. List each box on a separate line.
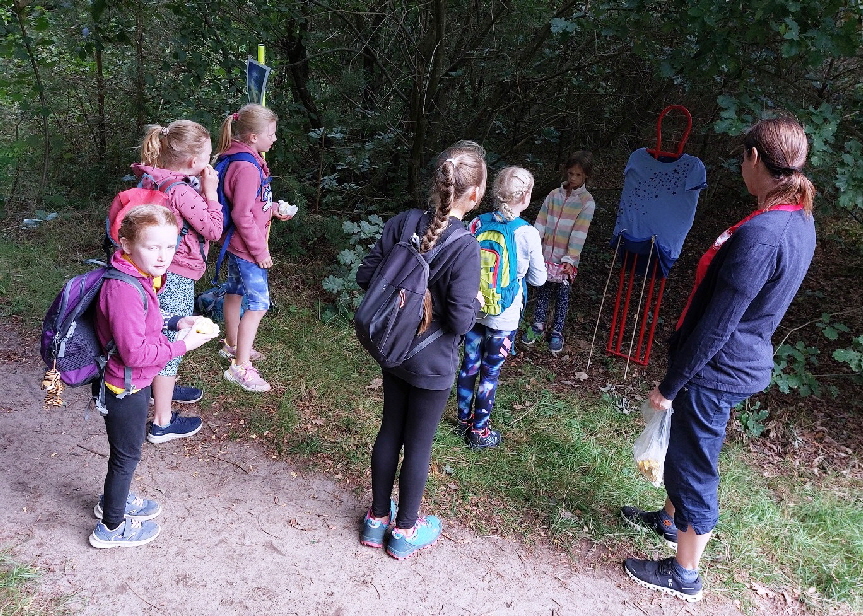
[321, 215, 384, 320]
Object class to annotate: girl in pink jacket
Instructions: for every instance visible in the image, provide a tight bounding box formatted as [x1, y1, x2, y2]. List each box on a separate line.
[134, 120, 223, 443]
[90, 204, 218, 548]
[215, 104, 293, 392]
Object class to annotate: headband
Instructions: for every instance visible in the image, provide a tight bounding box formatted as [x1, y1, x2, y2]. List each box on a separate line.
[160, 127, 169, 137]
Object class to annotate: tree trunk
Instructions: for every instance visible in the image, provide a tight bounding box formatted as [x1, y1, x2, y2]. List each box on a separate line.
[13, 0, 49, 200]
[407, 0, 446, 208]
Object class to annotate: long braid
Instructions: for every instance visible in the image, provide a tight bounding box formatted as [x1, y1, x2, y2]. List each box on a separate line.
[416, 146, 487, 333]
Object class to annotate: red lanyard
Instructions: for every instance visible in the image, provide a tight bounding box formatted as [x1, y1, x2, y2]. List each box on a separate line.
[676, 203, 804, 329]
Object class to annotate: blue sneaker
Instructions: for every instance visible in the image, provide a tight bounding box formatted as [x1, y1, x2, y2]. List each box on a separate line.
[89, 518, 161, 549]
[549, 332, 564, 355]
[93, 493, 162, 521]
[147, 411, 203, 444]
[386, 515, 442, 559]
[172, 385, 203, 404]
[360, 499, 397, 548]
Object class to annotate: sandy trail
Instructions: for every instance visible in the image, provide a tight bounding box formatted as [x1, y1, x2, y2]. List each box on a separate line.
[1, 338, 750, 615]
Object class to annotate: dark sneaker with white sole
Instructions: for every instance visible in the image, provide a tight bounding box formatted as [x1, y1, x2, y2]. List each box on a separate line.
[171, 385, 203, 404]
[147, 411, 203, 444]
[621, 505, 678, 548]
[623, 557, 703, 602]
[466, 427, 501, 449]
[148, 385, 203, 405]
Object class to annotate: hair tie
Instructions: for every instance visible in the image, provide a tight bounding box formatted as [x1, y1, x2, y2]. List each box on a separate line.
[160, 127, 169, 137]
[232, 113, 239, 121]
[445, 157, 457, 165]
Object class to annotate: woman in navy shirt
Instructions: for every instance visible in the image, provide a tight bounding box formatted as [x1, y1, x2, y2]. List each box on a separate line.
[621, 116, 817, 602]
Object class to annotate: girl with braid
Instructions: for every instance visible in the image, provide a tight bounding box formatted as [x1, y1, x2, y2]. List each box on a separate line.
[356, 144, 485, 559]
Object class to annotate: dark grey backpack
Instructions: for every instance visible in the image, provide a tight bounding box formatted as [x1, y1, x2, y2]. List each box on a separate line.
[354, 210, 467, 369]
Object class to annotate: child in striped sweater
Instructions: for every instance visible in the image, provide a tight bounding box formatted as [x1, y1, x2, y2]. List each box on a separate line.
[521, 151, 595, 355]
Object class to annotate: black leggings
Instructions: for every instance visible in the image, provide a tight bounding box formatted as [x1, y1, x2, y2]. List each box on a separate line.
[371, 372, 450, 529]
[99, 385, 150, 528]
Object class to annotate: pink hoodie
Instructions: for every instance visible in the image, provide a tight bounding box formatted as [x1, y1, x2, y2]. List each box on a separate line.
[95, 250, 187, 391]
[131, 163, 223, 280]
[218, 141, 273, 264]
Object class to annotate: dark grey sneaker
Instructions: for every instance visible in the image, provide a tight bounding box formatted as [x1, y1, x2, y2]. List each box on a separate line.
[621, 506, 678, 548]
[623, 557, 703, 602]
[549, 332, 564, 355]
[172, 385, 203, 404]
[466, 427, 501, 449]
[453, 418, 472, 439]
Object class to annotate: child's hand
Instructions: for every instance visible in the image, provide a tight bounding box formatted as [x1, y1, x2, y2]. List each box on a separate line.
[273, 200, 298, 221]
[257, 256, 274, 269]
[179, 327, 219, 352]
[200, 164, 219, 199]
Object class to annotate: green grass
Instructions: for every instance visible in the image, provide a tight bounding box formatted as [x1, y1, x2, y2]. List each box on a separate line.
[0, 550, 70, 615]
[4, 219, 863, 614]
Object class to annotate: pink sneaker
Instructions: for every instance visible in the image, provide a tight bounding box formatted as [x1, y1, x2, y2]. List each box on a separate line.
[218, 339, 265, 361]
[224, 361, 271, 392]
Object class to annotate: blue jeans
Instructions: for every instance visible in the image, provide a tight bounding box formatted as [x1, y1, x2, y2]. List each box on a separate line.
[664, 383, 749, 535]
[225, 254, 270, 311]
[456, 324, 514, 430]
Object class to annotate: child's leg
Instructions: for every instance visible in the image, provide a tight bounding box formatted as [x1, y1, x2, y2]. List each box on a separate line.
[231, 255, 270, 366]
[550, 281, 572, 335]
[101, 387, 150, 529]
[471, 328, 514, 431]
[371, 372, 410, 518]
[152, 273, 197, 427]
[223, 293, 243, 348]
[531, 283, 552, 328]
[395, 383, 450, 530]
[455, 324, 485, 422]
[235, 310, 267, 365]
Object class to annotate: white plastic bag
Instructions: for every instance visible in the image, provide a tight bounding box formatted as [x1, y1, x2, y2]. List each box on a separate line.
[632, 399, 674, 487]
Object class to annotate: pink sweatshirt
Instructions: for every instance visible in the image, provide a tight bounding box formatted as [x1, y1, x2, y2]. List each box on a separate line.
[131, 164, 223, 280]
[219, 141, 273, 264]
[95, 250, 187, 391]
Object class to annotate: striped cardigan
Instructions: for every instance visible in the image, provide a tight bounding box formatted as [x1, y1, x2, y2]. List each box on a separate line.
[534, 184, 595, 279]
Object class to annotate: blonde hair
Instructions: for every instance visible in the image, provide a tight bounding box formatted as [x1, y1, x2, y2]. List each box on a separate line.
[744, 116, 815, 214]
[493, 166, 534, 221]
[415, 145, 487, 334]
[216, 104, 279, 154]
[118, 205, 178, 245]
[139, 120, 211, 170]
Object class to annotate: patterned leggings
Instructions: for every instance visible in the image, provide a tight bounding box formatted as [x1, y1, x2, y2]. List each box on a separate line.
[456, 324, 514, 431]
[532, 281, 571, 335]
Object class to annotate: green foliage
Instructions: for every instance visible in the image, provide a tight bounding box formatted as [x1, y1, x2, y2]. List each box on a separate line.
[320, 215, 384, 320]
[736, 400, 769, 439]
[833, 335, 863, 377]
[773, 340, 823, 397]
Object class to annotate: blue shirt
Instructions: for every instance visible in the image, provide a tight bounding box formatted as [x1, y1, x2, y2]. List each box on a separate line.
[659, 208, 816, 399]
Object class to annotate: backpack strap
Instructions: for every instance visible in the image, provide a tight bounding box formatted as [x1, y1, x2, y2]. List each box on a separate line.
[401, 220, 470, 362]
[95, 268, 150, 410]
[157, 178, 209, 264]
[211, 152, 266, 284]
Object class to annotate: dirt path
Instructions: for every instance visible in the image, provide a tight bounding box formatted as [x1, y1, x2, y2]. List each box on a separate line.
[1, 336, 755, 616]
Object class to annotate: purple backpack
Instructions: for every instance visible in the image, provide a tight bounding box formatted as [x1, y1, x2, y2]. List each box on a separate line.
[41, 266, 148, 390]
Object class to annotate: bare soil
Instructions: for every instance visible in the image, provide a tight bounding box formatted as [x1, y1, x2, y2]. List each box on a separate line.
[1, 330, 769, 616]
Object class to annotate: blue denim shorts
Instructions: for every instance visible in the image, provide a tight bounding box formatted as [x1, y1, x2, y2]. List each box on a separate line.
[225, 253, 270, 311]
[664, 383, 750, 535]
